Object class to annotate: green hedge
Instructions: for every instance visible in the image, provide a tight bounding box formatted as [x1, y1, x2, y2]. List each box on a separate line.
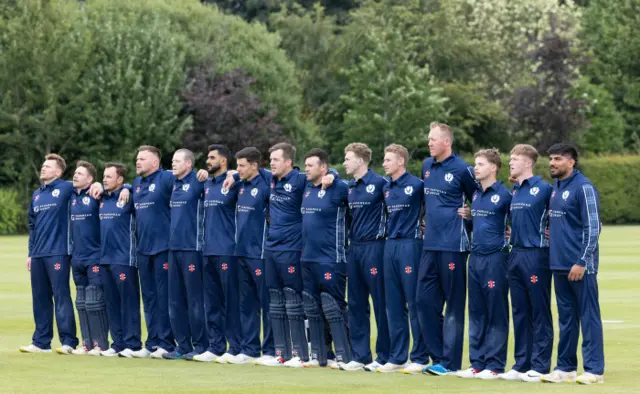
[331, 155, 640, 224]
[0, 189, 27, 235]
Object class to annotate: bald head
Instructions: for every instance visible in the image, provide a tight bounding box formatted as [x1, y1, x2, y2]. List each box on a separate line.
[428, 122, 453, 161]
[172, 148, 195, 180]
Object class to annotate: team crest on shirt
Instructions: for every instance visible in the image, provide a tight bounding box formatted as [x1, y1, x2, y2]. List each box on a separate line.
[562, 190, 570, 200]
[284, 183, 292, 192]
[530, 187, 540, 196]
[251, 188, 258, 197]
[52, 189, 60, 198]
[116, 201, 125, 209]
[424, 170, 430, 179]
[404, 186, 414, 196]
[221, 187, 229, 196]
[444, 173, 454, 183]
[82, 197, 90, 205]
[182, 184, 190, 192]
[318, 190, 326, 199]
[366, 184, 375, 194]
[491, 194, 500, 204]
[149, 184, 156, 192]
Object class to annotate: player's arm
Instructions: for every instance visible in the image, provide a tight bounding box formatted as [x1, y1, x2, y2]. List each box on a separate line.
[575, 183, 601, 275]
[320, 168, 340, 190]
[26, 198, 35, 271]
[461, 164, 480, 204]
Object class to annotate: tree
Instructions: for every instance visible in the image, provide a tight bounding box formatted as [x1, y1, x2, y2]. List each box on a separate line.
[181, 65, 285, 162]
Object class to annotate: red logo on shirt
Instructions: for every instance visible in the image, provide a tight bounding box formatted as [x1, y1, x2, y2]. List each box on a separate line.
[513, 189, 517, 196]
[189, 264, 195, 272]
[100, 202, 104, 208]
[405, 266, 412, 274]
[271, 183, 275, 189]
[551, 190, 556, 198]
[385, 191, 390, 199]
[370, 267, 378, 276]
[120, 273, 126, 281]
[530, 275, 538, 284]
[92, 266, 100, 273]
[72, 199, 77, 206]
[488, 280, 495, 288]
[449, 262, 455, 271]
[54, 263, 61, 271]
[424, 171, 430, 179]
[288, 266, 295, 274]
[163, 262, 169, 270]
[205, 188, 209, 195]
[136, 186, 141, 193]
[34, 195, 40, 201]
[239, 188, 244, 195]
[324, 272, 332, 280]
[276, 349, 281, 356]
[348, 189, 352, 194]
[221, 263, 228, 271]
[305, 191, 310, 198]
[473, 192, 477, 201]
[255, 269, 262, 277]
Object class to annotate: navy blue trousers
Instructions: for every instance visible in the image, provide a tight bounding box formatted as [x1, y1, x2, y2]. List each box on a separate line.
[416, 250, 468, 370]
[238, 257, 274, 357]
[348, 240, 389, 365]
[71, 259, 102, 287]
[553, 271, 605, 375]
[30, 255, 78, 349]
[168, 251, 207, 354]
[508, 247, 553, 373]
[384, 239, 428, 365]
[468, 250, 509, 373]
[204, 255, 241, 355]
[101, 264, 142, 351]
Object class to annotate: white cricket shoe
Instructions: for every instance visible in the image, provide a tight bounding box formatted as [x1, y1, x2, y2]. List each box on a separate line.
[520, 370, 543, 382]
[377, 362, 406, 373]
[150, 348, 168, 359]
[228, 353, 255, 364]
[499, 369, 523, 381]
[541, 370, 577, 383]
[575, 372, 604, 385]
[131, 348, 152, 358]
[101, 348, 119, 357]
[259, 356, 286, 367]
[364, 361, 382, 372]
[456, 367, 480, 379]
[215, 352, 235, 364]
[87, 347, 103, 356]
[327, 359, 342, 370]
[303, 359, 321, 368]
[19, 344, 52, 353]
[193, 351, 219, 362]
[340, 361, 365, 371]
[401, 362, 426, 375]
[476, 369, 500, 380]
[118, 348, 135, 358]
[252, 355, 274, 365]
[71, 346, 89, 355]
[55, 345, 74, 355]
[284, 357, 305, 368]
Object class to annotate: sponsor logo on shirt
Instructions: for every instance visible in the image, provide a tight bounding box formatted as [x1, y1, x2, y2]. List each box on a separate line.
[136, 186, 141, 193]
[424, 170, 430, 179]
[72, 199, 77, 206]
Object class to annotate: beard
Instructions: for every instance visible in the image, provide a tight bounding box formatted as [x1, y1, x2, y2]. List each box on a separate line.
[207, 164, 220, 173]
[550, 167, 567, 179]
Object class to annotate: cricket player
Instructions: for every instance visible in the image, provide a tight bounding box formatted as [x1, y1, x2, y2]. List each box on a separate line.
[418, 123, 479, 376]
[69, 161, 111, 355]
[501, 144, 554, 382]
[98, 162, 142, 358]
[339, 143, 390, 372]
[20, 154, 79, 354]
[378, 144, 428, 374]
[456, 149, 512, 380]
[225, 147, 274, 364]
[299, 148, 351, 368]
[194, 145, 242, 363]
[163, 149, 208, 360]
[541, 143, 604, 385]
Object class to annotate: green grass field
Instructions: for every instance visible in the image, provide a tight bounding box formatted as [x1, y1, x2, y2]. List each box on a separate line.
[1, 228, 638, 393]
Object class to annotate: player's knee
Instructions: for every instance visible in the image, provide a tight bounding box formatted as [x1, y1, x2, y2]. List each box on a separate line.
[85, 285, 106, 312]
[302, 291, 321, 319]
[284, 287, 304, 319]
[75, 286, 86, 309]
[320, 292, 344, 321]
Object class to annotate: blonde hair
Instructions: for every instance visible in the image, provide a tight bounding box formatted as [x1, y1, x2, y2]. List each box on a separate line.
[475, 148, 502, 171]
[344, 143, 372, 165]
[384, 144, 409, 166]
[45, 153, 66, 172]
[510, 144, 539, 164]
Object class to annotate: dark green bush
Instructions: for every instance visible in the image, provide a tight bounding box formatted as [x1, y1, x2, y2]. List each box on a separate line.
[0, 189, 26, 235]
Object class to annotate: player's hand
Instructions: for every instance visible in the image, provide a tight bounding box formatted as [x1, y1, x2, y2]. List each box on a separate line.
[119, 188, 130, 204]
[505, 226, 511, 239]
[89, 182, 104, 199]
[196, 169, 209, 182]
[545, 227, 550, 240]
[321, 174, 335, 190]
[223, 171, 238, 190]
[457, 204, 470, 219]
[26, 257, 31, 272]
[568, 264, 586, 281]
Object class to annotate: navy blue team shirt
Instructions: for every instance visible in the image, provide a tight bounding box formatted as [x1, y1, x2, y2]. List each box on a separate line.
[470, 181, 512, 255]
[132, 169, 175, 255]
[383, 171, 424, 240]
[203, 172, 240, 257]
[70, 187, 101, 262]
[235, 174, 270, 259]
[510, 176, 553, 249]
[348, 169, 388, 242]
[29, 178, 74, 258]
[549, 170, 601, 273]
[301, 180, 350, 264]
[422, 154, 478, 252]
[169, 170, 205, 252]
[100, 187, 136, 266]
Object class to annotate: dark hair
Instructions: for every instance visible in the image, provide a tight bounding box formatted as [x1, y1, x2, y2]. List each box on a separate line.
[235, 147, 261, 164]
[269, 142, 296, 162]
[104, 162, 127, 179]
[138, 145, 161, 160]
[547, 143, 578, 165]
[208, 144, 231, 162]
[76, 160, 97, 180]
[304, 148, 329, 165]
